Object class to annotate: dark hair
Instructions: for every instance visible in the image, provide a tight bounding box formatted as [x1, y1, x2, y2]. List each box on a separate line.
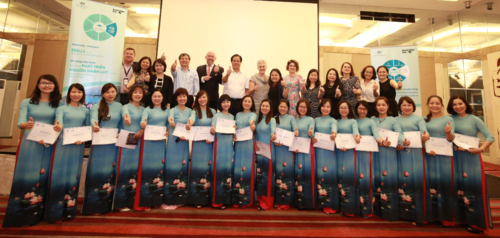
[398, 96, 416, 114]
[355, 100, 372, 117]
[275, 99, 289, 125]
[98, 83, 117, 123]
[323, 68, 342, 89]
[286, 59, 299, 72]
[296, 99, 311, 117]
[66, 83, 86, 104]
[340, 62, 355, 77]
[257, 99, 273, 124]
[149, 88, 167, 110]
[128, 85, 145, 102]
[174, 88, 189, 104]
[424, 95, 443, 123]
[179, 53, 191, 60]
[239, 95, 255, 113]
[231, 54, 242, 62]
[305, 69, 320, 89]
[318, 98, 332, 116]
[335, 100, 355, 119]
[447, 95, 473, 115]
[377, 65, 389, 78]
[218, 94, 231, 112]
[374, 96, 391, 117]
[193, 90, 213, 119]
[134, 56, 153, 75]
[361, 65, 377, 80]
[268, 68, 283, 88]
[123, 48, 135, 54]
[153, 58, 167, 73]
[30, 74, 62, 108]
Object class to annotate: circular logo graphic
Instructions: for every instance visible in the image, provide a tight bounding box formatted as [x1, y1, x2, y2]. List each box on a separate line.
[83, 14, 117, 41]
[383, 59, 410, 82]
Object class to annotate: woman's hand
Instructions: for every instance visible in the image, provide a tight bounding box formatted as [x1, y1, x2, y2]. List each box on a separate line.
[233, 125, 237, 130]
[180, 136, 187, 141]
[141, 118, 148, 129]
[53, 120, 62, 132]
[421, 130, 430, 143]
[428, 150, 436, 156]
[75, 141, 82, 145]
[270, 132, 277, 142]
[295, 127, 299, 137]
[312, 137, 318, 144]
[255, 145, 261, 151]
[210, 123, 215, 135]
[38, 140, 44, 145]
[124, 113, 131, 126]
[185, 119, 193, 131]
[169, 118, 175, 128]
[355, 134, 361, 144]
[274, 142, 283, 147]
[25, 117, 34, 130]
[93, 121, 100, 132]
[206, 139, 213, 144]
[380, 137, 391, 147]
[403, 138, 411, 147]
[396, 144, 405, 151]
[444, 121, 452, 134]
[250, 120, 256, 131]
[164, 129, 169, 137]
[233, 136, 238, 142]
[340, 147, 347, 152]
[456, 146, 467, 151]
[294, 149, 299, 153]
[330, 131, 337, 141]
[468, 147, 483, 154]
[134, 129, 144, 139]
[308, 127, 313, 137]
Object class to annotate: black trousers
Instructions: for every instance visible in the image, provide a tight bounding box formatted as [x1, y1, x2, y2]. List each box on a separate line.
[119, 93, 129, 105]
[228, 98, 242, 116]
[171, 95, 194, 109]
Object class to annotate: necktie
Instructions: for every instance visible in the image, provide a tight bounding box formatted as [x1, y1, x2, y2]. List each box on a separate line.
[207, 65, 211, 76]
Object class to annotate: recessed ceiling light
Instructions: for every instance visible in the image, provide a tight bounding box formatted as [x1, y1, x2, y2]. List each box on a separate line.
[134, 7, 160, 15]
[416, 41, 421, 43]
[352, 18, 359, 20]
[463, 24, 469, 27]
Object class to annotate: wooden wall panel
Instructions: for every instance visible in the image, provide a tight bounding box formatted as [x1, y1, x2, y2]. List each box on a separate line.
[28, 40, 67, 96]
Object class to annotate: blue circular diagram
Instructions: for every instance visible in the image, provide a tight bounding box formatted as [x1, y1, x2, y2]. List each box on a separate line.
[383, 59, 409, 82]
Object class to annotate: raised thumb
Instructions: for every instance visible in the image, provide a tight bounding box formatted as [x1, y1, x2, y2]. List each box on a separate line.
[95, 121, 98, 126]
[211, 123, 214, 128]
[29, 117, 33, 122]
[447, 121, 451, 126]
[56, 120, 60, 124]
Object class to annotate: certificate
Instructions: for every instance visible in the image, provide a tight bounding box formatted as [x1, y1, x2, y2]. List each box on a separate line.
[289, 137, 311, 154]
[215, 117, 236, 134]
[93, 128, 118, 145]
[335, 133, 356, 150]
[62, 126, 92, 145]
[235, 127, 253, 141]
[256, 141, 271, 159]
[425, 137, 453, 156]
[115, 130, 138, 149]
[356, 135, 379, 152]
[377, 127, 400, 148]
[144, 125, 167, 141]
[193, 126, 214, 142]
[313, 132, 335, 151]
[273, 128, 294, 147]
[403, 131, 422, 148]
[26, 121, 61, 145]
[172, 123, 195, 141]
[453, 133, 480, 150]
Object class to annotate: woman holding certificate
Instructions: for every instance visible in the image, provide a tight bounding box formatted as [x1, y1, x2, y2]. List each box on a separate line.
[3, 75, 62, 228]
[163, 88, 193, 210]
[273, 100, 298, 210]
[448, 95, 494, 233]
[313, 99, 338, 214]
[294, 99, 316, 210]
[45, 83, 90, 223]
[81, 83, 122, 215]
[423, 95, 455, 227]
[395, 97, 432, 226]
[371, 96, 404, 221]
[335, 100, 361, 216]
[134, 89, 170, 211]
[114, 86, 145, 211]
[187, 90, 216, 209]
[210, 94, 235, 210]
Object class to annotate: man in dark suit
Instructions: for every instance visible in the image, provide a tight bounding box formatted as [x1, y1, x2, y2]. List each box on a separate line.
[197, 51, 224, 110]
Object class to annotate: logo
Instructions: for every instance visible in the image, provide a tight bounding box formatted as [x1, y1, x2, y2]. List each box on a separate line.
[113, 9, 125, 14]
[383, 59, 410, 82]
[402, 49, 415, 54]
[83, 14, 117, 41]
[377, 51, 382, 54]
[493, 57, 500, 98]
[77, 2, 87, 9]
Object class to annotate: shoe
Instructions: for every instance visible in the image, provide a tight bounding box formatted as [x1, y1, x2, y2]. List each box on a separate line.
[120, 207, 131, 211]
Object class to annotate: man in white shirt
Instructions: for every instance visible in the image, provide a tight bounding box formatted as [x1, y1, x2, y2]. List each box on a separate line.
[120, 48, 136, 104]
[222, 54, 249, 116]
[171, 53, 199, 109]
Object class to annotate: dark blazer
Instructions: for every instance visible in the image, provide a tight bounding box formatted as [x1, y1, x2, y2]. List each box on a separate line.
[196, 65, 224, 102]
[148, 74, 174, 106]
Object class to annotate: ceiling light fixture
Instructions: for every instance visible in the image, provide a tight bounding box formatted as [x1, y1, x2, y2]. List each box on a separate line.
[319, 16, 352, 25]
[134, 7, 160, 15]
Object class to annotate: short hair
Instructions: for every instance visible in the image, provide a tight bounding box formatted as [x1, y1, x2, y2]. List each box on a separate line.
[296, 99, 311, 116]
[178, 53, 191, 60]
[340, 62, 355, 77]
[268, 68, 283, 87]
[305, 69, 320, 89]
[134, 56, 153, 74]
[218, 94, 231, 112]
[286, 59, 299, 72]
[398, 96, 416, 113]
[66, 83, 86, 104]
[239, 95, 256, 113]
[360, 65, 377, 80]
[123, 47, 135, 54]
[318, 98, 332, 114]
[257, 59, 267, 67]
[128, 85, 145, 102]
[231, 54, 242, 62]
[153, 58, 167, 72]
[173, 88, 189, 102]
[355, 100, 372, 117]
[335, 100, 355, 119]
[424, 95, 443, 122]
[447, 95, 473, 115]
[373, 96, 391, 117]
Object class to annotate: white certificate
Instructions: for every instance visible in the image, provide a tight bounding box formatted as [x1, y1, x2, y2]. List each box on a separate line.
[335, 133, 356, 150]
[425, 137, 453, 156]
[235, 126, 253, 141]
[26, 121, 61, 145]
[356, 135, 379, 152]
[377, 127, 400, 148]
[115, 129, 138, 149]
[62, 126, 92, 145]
[453, 133, 480, 150]
[256, 141, 271, 159]
[215, 117, 236, 134]
[93, 128, 118, 145]
[403, 131, 422, 148]
[172, 122, 195, 141]
[144, 125, 167, 141]
[289, 137, 311, 154]
[273, 128, 294, 147]
[313, 132, 335, 151]
[193, 126, 214, 142]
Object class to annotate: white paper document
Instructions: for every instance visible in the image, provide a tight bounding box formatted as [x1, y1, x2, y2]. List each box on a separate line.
[273, 128, 294, 147]
[172, 122, 195, 141]
[92, 128, 118, 145]
[144, 125, 167, 141]
[403, 131, 422, 148]
[215, 117, 236, 134]
[26, 121, 61, 145]
[115, 129, 139, 149]
[193, 126, 214, 142]
[313, 132, 335, 151]
[377, 127, 400, 148]
[256, 141, 271, 159]
[62, 126, 92, 145]
[355, 135, 379, 152]
[425, 137, 453, 156]
[235, 126, 253, 141]
[453, 133, 480, 150]
[289, 137, 311, 154]
[335, 133, 356, 150]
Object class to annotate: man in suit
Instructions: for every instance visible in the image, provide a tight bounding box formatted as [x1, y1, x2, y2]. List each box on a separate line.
[197, 51, 224, 110]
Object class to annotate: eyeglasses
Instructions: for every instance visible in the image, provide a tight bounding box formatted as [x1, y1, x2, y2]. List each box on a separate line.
[39, 82, 54, 86]
[358, 108, 368, 111]
[298, 105, 308, 109]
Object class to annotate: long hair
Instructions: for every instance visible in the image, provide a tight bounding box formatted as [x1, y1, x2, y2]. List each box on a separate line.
[66, 83, 86, 104]
[239, 95, 256, 113]
[133, 56, 153, 75]
[149, 88, 167, 110]
[335, 100, 355, 119]
[373, 96, 391, 117]
[257, 99, 273, 124]
[424, 95, 443, 123]
[275, 99, 289, 125]
[305, 69, 320, 89]
[268, 68, 283, 88]
[30, 74, 61, 108]
[323, 68, 342, 89]
[193, 90, 213, 119]
[447, 95, 473, 115]
[98, 83, 117, 123]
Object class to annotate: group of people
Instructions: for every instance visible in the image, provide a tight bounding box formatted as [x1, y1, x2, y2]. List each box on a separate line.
[2, 50, 494, 235]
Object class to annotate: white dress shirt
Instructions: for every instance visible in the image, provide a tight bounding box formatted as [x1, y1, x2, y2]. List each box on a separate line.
[360, 79, 380, 102]
[222, 70, 249, 99]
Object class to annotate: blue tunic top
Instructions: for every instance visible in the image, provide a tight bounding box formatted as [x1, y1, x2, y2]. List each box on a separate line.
[451, 114, 494, 143]
[396, 114, 426, 133]
[90, 101, 122, 129]
[212, 112, 235, 131]
[121, 103, 145, 133]
[314, 115, 337, 134]
[296, 116, 315, 138]
[18, 99, 63, 127]
[424, 115, 454, 139]
[169, 106, 193, 129]
[141, 107, 170, 127]
[56, 104, 90, 130]
[276, 114, 298, 132]
[256, 116, 276, 142]
[357, 118, 381, 139]
[235, 112, 257, 130]
[337, 118, 359, 136]
[190, 108, 217, 127]
[372, 116, 404, 143]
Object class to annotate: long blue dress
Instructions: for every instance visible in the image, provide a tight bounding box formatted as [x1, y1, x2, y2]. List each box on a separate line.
[314, 116, 338, 213]
[424, 115, 455, 226]
[294, 116, 316, 209]
[371, 116, 404, 221]
[452, 114, 494, 231]
[273, 114, 297, 209]
[256, 116, 277, 210]
[396, 114, 432, 224]
[135, 106, 169, 208]
[212, 112, 235, 207]
[3, 99, 62, 227]
[81, 101, 122, 215]
[356, 118, 381, 218]
[188, 108, 216, 206]
[233, 112, 257, 207]
[45, 104, 90, 222]
[337, 118, 359, 215]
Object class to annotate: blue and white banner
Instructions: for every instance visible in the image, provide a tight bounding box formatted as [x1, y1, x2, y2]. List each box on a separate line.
[370, 45, 422, 116]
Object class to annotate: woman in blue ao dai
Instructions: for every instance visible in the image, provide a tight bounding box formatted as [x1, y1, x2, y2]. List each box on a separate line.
[3, 75, 62, 227]
[448, 95, 494, 233]
[273, 100, 298, 210]
[233, 95, 257, 208]
[45, 84, 90, 223]
[186, 90, 216, 208]
[371, 96, 404, 221]
[162, 88, 192, 210]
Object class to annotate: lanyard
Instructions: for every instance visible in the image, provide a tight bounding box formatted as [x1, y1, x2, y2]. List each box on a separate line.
[122, 62, 132, 76]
